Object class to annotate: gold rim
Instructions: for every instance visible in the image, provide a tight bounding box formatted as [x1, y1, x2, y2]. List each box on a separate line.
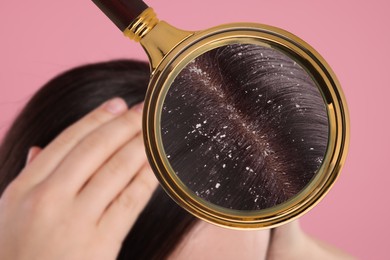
[142, 23, 349, 229]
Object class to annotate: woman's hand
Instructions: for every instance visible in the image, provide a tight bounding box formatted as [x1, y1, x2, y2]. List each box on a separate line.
[0, 98, 158, 260]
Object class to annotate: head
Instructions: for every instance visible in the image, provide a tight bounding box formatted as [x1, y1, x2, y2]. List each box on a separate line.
[0, 44, 328, 258]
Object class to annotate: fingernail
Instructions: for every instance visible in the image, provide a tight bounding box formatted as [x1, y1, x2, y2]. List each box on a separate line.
[104, 98, 128, 114]
[132, 102, 144, 114]
[26, 146, 41, 165]
[26, 147, 34, 165]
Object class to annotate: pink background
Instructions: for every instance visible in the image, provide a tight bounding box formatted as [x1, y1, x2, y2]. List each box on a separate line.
[1, 0, 389, 259]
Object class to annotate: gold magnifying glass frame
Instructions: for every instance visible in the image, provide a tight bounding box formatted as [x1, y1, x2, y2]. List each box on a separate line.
[95, 5, 350, 229]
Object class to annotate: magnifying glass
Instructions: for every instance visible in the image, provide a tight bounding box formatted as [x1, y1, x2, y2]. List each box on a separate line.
[92, 0, 349, 229]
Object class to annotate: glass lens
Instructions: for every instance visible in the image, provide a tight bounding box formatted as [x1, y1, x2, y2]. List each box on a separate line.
[160, 43, 328, 211]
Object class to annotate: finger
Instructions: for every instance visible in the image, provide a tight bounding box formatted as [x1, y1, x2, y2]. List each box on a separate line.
[18, 98, 128, 189]
[98, 163, 158, 239]
[75, 133, 147, 219]
[43, 103, 144, 196]
[26, 147, 42, 165]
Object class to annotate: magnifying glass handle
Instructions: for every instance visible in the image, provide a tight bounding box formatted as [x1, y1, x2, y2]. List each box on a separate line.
[92, 0, 148, 31]
[91, 0, 194, 71]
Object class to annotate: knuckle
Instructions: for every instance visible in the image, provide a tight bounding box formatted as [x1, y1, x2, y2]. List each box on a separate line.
[23, 186, 56, 215]
[87, 110, 108, 125]
[137, 171, 157, 194]
[112, 167, 157, 211]
[106, 145, 146, 177]
[54, 109, 109, 147]
[80, 130, 109, 153]
[117, 190, 137, 210]
[120, 110, 140, 129]
[105, 156, 125, 176]
[56, 127, 77, 147]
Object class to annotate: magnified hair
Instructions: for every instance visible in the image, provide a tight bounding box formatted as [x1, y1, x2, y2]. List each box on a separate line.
[161, 43, 329, 210]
